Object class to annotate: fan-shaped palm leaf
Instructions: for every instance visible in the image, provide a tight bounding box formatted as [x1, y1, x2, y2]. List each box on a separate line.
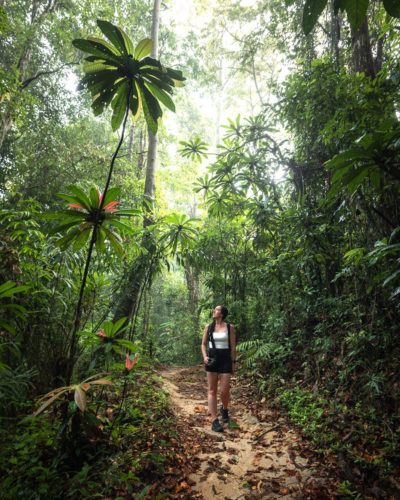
[73, 20, 185, 132]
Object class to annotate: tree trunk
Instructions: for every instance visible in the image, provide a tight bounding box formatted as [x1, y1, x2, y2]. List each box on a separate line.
[0, 43, 32, 151]
[137, 127, 146, 177]
[351, 17, 375, 78]
[330, 0, 340, 70]
[143, 0, 161, 218]
[0, 109, 13, 151]
[127, 123, 135, 162]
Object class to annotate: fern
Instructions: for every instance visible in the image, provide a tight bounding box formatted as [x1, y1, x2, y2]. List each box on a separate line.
[0, 365, 36, 415]
[237, 339, 292, 369]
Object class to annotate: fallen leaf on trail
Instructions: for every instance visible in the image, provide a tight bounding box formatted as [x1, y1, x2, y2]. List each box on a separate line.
[175, 481, 190, 493]
[194, 405, 207, 413]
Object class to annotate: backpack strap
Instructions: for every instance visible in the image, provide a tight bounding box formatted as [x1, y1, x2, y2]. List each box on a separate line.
[208, 324, 216, 351]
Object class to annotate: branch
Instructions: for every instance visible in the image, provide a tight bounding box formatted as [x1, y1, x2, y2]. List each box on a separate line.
[21, 61, 79, 89]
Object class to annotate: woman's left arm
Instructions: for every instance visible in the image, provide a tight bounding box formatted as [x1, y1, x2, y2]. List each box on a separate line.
[230, 324, 237, 372]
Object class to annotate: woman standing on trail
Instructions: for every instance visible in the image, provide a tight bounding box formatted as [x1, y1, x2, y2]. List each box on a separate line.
[201, 305, 237, 432]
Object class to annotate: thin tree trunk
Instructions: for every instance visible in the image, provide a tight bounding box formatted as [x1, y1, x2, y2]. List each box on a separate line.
[127, 123, 135, 162]
[137, 127, 146, 177]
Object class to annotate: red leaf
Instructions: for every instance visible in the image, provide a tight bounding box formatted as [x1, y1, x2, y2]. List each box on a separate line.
[68, 203, 85, 209]
[125, 353, 140, 371]
[104, 200, 120, 212]
[97, 188, 103, 207]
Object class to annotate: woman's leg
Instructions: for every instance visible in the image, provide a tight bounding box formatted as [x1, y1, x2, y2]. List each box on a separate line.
[220, 373, 231, 409]
[207, 372, 219, 419]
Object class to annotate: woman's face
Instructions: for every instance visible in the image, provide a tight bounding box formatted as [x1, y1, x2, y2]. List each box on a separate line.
[212, 305, 223, 320]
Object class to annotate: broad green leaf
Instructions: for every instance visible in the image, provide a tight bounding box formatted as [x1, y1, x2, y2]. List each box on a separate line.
[347, 166, 370, 193]
[116, 339, 138, 352]
[114, 208, 141, 216]
[342, 0, 369, 31]
[129, 83, 140, 118]
[102, 186, 121, 208]
[303, 0, 328, 35]
[331, 165, 352, 183]
[67, 185, 93, 210]
[370, 167, 381, 188]
[72, 227, 91, 251]
[134, 38, 153, 60]
[138, 82, 162, 134]
[82, 62, 116, 75]
[102, 320, 113, 337]
[50, 219, 84, 236]
[103, 227, 124, 256]
[165, 67, 185, 85]
[0, 281, 17, 295]
[72, 39, 120, 65]
[383, 0, 400, 17]
[383, 269, 400, 287]
[145, 73, 174, 93]
[89, 186, 100, 207]
[0, 282, 29, 298]
[57, 192, 89, 210]
[97, 19, 132, 55]
[144, 81, 175, 112]
[87, 74, 122, 98]
[139, 56, 161, 70]
[96, 226, 107, 253]
[325, 150, 372, 168]
[111, 81, 130, 131]
[87, 36, 119, 55]
[112, 316, 127, 335]
[91, 85, 119, 116]
[108, 218, 134, 233]
[55, 229, 81, 250]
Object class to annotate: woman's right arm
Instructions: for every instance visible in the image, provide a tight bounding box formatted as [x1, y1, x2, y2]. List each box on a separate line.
[201, 325, 209, 363]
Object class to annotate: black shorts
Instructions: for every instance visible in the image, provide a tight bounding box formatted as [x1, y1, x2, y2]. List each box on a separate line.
[205, 348, 233, 373]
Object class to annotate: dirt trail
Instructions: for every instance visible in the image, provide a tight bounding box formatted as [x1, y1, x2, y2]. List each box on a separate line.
[159, 365, 338, 499]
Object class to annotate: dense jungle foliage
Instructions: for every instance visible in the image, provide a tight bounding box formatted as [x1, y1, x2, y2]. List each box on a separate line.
[1, 0, 400, 497]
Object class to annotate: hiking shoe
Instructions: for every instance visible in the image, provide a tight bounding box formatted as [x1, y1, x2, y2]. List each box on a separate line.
[220, 405, 229, 423]
[211, 418, 223, 432]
